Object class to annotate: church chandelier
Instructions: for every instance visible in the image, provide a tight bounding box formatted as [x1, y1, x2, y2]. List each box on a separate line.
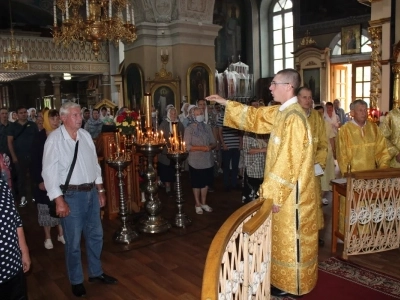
[52, 0, 137, 57]
[1, 0, 28, 71]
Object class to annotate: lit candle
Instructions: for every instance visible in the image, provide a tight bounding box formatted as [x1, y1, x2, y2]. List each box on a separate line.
[183, 141, 186, 152]
[144, 93, 152, 129]
[109, 142, 113, 155]
[172, 122, 178, 141]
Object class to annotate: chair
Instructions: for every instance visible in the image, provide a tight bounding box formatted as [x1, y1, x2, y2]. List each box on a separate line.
[201, 198, 273, 300]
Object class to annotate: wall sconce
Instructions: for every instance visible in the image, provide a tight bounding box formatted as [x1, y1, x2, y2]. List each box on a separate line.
[63, 73, 71, 80]
[161, 49, 169, 65]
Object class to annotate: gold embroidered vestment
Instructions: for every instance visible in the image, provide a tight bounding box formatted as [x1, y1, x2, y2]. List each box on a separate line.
[224, 101, 318, 295]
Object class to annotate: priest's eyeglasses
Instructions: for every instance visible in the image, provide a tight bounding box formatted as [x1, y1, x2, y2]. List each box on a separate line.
[270, 81, 290, 86]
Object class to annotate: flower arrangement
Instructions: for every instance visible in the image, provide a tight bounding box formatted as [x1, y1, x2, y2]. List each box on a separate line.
[116, 110, 140, 135]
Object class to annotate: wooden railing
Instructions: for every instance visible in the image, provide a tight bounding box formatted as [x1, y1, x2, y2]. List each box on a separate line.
[332, 168, 400, 259]
[201, 198, 273, 300]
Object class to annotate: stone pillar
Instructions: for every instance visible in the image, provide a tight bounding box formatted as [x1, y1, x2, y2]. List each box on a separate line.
[101, 73, 111, 100]
[392, 63, 400, 109]
[368, 26, 382, 109]
[38, 78, 46, 110]
[50, 75, 62, 109]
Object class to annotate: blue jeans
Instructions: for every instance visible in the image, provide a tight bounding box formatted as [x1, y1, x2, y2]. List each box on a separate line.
[221, 148, 240, 189]
[61, 188, 103, 285]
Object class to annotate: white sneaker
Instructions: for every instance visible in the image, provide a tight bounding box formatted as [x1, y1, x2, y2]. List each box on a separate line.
[44, 239, 53, 249]
[19, 196, 27, 207]
[57, 235, 66, 244]
[322, 198, 329, 205]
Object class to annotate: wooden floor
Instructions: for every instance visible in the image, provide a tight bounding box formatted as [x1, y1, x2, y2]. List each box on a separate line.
[20, 175, 400, 300]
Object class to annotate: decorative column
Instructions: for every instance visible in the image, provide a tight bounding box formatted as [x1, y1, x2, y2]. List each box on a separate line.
[368, 26, 382, 109]
[101, 73, 111, 100]
[392, 63, 400, 109]
[50, 75, 62, 109]
[38, 78, 46, 98]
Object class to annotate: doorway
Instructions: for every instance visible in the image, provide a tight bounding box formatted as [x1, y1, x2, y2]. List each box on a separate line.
[331, 63, 371, 114]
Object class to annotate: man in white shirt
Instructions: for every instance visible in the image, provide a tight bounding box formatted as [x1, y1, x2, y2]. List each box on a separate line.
[42, 102, 117, 298]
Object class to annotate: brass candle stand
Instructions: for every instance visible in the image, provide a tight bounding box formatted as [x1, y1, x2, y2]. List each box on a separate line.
[134, 128, 171, 234]
[166, 151, 191, 228]
[107, 137, 139, 244]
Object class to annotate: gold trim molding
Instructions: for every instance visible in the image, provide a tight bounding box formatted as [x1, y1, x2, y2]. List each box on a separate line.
[368, 26, 382, 109]
[368, 26, 382, 40]
[393, 63, 400, 109]
[369, 17, 391, 27]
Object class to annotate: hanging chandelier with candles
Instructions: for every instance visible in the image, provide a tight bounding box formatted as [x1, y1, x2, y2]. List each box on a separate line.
[1, 0, 28, 71]
[52, 0, 137, 57]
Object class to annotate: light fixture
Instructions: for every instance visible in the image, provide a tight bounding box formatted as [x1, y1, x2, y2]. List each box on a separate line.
[52, 0, 137, 57]
[1, 0, 28, 70]
[63, 73, 72, 80]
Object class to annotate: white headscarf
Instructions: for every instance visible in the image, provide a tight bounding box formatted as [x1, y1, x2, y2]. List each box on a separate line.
[8, 112, 15, 122]
[166, 106, 177, 133]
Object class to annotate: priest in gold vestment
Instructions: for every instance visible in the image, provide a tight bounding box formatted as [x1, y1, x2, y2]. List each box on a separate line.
[379, 107, 400, 167]
[207, 69, 318, 297]
[297, 87, 328, 235]
[336, 99, 390, 233]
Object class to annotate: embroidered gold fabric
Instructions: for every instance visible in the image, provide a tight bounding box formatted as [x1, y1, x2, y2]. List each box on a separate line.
[224, 101, 318, 295]
[379, 107, 400, 167]
[307, 110, 328, 230]
[336, 121, 390, 175]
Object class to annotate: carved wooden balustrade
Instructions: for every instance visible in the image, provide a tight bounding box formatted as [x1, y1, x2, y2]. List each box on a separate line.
[202, 198, 272, 300]
[0, 34, 108, 72]
[332, 168, 400, 259]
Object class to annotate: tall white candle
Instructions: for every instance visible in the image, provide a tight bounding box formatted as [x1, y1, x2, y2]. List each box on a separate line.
[131, 6, 135, 25]
[109, 0, 112, 18]
[126, 4, 130, 22]
[86, 0, 89, 18]
[53, 1, 57, 26]
[65, 0, 69, 19]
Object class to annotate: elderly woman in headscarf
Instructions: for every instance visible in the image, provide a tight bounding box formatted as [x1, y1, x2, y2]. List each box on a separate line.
[184, 107, 216, 214]
[158, 106, 184, 196]
[179, 103, 190, 128]
[31, 109, 64, 250]
[84, 108, 104, 139]
[8, 111, 17, 123]
[27, 108, 37, 122]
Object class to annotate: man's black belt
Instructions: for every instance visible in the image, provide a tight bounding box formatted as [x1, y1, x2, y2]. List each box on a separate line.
[60, 182, 95, 192]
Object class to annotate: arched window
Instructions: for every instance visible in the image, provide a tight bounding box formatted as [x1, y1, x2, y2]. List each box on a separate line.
[270, 0, 293, 74]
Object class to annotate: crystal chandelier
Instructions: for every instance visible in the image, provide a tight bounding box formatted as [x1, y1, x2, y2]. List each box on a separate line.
[52, 0, 137, 57]
[1, 0, 28, 71]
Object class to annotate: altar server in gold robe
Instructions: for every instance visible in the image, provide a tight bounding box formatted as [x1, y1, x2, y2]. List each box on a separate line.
[336, 99, 390, 232]
[207, 69, 318, 297]
[336, 99, 390, 175]
[379, 106, 400, 168]
[297, 87, 328, 240]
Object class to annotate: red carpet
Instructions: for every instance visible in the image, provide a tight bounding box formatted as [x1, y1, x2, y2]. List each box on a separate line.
[273, 257, 400, 300]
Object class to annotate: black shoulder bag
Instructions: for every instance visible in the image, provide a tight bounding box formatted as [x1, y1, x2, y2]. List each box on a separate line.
[49, 141, 79, 218]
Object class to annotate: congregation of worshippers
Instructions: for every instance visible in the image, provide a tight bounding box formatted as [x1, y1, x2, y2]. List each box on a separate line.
[0, 94, 392, 222]
[0, 93, 395, 236]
